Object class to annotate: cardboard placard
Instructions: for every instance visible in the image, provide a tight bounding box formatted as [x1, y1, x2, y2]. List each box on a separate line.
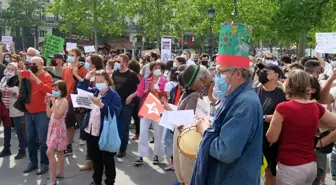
[43, 34, 65, 63]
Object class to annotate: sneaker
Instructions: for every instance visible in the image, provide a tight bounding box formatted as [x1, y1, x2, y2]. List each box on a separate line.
[131, 134, 139, 140]
[117, 151, 126, 158]
[36, 164, 49, 175]
[164, 160, 174, 171]
[134, 157, 144, 166]
[80, 160, 93, 171]
[14, 151, 26, 160]
[0, 148, 11, 157]
[79, 140, 86, 146]
[150, 137, 155, 144]
[153, 155, 159, 165]
[64, 147, 73, 156]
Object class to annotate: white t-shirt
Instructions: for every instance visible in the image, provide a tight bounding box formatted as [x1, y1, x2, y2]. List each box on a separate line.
[324, 62, 332, 77]
[187, 59, 196, 65]
[164, 81, 178, 92]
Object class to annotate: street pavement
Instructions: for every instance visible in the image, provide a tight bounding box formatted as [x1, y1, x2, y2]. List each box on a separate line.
[0, 126, 175, 185]
[1, 126, 335, 185]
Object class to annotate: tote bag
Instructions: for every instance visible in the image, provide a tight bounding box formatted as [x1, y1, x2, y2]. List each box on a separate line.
[99, 108, 121, 153]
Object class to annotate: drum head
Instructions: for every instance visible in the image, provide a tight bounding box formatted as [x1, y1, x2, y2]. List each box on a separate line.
[178, 128, 202, 158]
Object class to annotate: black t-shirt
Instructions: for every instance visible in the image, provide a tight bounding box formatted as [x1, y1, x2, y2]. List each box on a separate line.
[255, 86, 287, 144]
[255, 86, 286, 175]
[112, 69, 140, 104]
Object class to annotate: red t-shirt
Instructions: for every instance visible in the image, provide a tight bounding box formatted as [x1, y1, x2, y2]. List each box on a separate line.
[25, 71, 53, 113]
[276, 100, 325, 166]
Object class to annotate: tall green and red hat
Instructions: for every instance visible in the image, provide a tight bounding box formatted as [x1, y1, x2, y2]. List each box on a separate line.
[217, 23, 253, 68]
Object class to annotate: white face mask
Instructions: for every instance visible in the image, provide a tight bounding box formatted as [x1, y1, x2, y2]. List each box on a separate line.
[153, 69, 162, 76]
[173, 62, 178, 67]
[181, 54, 187, 59]
[266, 60, 277, 66]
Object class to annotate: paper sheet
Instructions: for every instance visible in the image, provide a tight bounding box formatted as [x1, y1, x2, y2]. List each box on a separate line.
[71, 94, 96, 109]
[77, 88, 94, 97]
[84, 45, 96, 53]
[66, 42, 77, 50]
[166, 110, 195, 127]
[158, 104, 178, 131]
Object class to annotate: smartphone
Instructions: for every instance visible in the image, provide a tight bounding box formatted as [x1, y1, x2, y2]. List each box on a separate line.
[21, 70, 30, 78]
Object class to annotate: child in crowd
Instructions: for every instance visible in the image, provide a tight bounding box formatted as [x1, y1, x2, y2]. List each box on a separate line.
[45, 80, 69, 185]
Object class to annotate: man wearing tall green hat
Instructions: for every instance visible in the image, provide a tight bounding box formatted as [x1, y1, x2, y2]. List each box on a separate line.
[191, 23, 264, 185]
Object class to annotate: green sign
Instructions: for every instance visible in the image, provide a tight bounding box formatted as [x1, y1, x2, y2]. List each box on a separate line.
[218, 23, 252, 57]
[43, 34, 65, 63]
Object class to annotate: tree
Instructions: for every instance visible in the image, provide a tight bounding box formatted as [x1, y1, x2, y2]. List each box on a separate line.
[2, 0, 43, 49]
[49, 0, 127, 51]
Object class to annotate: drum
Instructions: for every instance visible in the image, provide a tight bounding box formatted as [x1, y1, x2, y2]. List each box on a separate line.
[177, 126, 202, 159]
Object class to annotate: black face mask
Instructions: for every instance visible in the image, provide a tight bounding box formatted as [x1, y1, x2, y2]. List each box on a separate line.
[201, 61, 208, 67]
[51, 59, 58, 66]
[258, 71, 269, 85]
[30, 66, 39, 74]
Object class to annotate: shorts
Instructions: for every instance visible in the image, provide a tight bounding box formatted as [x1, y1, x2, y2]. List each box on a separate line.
[65, 101, 76, 128]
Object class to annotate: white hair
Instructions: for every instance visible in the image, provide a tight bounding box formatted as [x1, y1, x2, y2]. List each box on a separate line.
[27, 47, 39, 56]
[30, 56, 44, 65]
[194, 65, 211, 82]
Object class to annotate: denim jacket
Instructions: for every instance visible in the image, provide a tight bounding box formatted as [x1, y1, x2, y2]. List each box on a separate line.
[191, 82, 264, 185]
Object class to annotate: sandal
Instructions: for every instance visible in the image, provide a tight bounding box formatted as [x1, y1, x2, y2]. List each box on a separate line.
[46, 180, 57, 185]
[47, 173, 64, 179]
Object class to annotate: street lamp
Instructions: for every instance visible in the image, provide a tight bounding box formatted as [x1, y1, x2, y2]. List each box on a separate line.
[208, 6, 215, 58]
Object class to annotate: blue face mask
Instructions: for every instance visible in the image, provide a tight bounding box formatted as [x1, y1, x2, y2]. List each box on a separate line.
[114, 63, 120, 70]
[52, 90, 61, 98]
[4, 58, 10, 63]
[67, 56, 75, 63]
[84, 61, 90, 70]
[26, 56, 32, 62]
[215, 74, 230, 97]
[96, 83, 108, 91]
[332, 61, 336, 67]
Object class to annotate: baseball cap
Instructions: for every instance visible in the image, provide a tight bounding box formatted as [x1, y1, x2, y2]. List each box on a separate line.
[53, 53, 64, 60]
[257, 63, 283, 76]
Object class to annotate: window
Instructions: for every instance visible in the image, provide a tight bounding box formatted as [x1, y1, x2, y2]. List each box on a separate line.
[39, 30, 47, 37]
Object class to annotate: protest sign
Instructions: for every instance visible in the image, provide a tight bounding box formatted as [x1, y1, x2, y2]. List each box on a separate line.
[159, 104, 177, 131]
[66, 42, 77, 50]
[84, 45, 96, 53]
[1, 36, 13, 52]
[71, 94, 96, 109]
[161, 38, 172, 62]
[43, 34, 65, 63]
[316, 32, 336, 53]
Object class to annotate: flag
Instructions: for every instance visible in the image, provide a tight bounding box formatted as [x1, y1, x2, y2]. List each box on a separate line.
[138, 93, 164, 122]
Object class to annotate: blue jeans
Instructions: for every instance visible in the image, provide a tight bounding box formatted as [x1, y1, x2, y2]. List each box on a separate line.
[25, 112, 49, 166]
[3, 117, 26, 153]
[331, 144, 336, 180]
[119, 104, 134, 153]
[164, 129, 174, 156]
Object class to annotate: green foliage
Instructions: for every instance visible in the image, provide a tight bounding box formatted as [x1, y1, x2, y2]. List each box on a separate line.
[48, 0, 127, 36]
[2, 0, 42, 30]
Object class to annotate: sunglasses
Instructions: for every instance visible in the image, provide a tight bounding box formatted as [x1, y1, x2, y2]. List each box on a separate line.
[265, 57, 273, 60]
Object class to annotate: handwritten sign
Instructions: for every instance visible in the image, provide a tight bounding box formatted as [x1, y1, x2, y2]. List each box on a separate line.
[43, 34, 65, 63]
[316, 32, 336, 53]
[66, 42, 77, 51]
[84, 45, 96, 53]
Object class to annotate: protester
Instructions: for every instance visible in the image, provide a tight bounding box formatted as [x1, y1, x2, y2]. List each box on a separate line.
[23, 56, 52, 175]
[45, 54, 64, 81]
[112, 54, 140, 158]
[106, 59, 116, 76]
[62, 48, 88, 157]
[200, 53, 210, 68]
[174, 56, 187, 67]
[164, 60, 174, 79]
[191, 24, 263, 185]
[26, 47, 39, 62]
[134, 62, 167, 166]
[78, 70, 122, 185]
[266, 69, 336, 185]
[141, 52, 159, 78]
[0, 62, 26, 159]
[45, 80, 69, 185]
[128, 59, 141, 140]
[255, 63, 286, 185]
[182, 50, 195, 65]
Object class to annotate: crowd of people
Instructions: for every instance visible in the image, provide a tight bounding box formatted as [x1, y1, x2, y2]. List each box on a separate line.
[2, 39, 336, 185]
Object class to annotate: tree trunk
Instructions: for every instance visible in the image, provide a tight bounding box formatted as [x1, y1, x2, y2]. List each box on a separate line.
[297, 30, 307, 59]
